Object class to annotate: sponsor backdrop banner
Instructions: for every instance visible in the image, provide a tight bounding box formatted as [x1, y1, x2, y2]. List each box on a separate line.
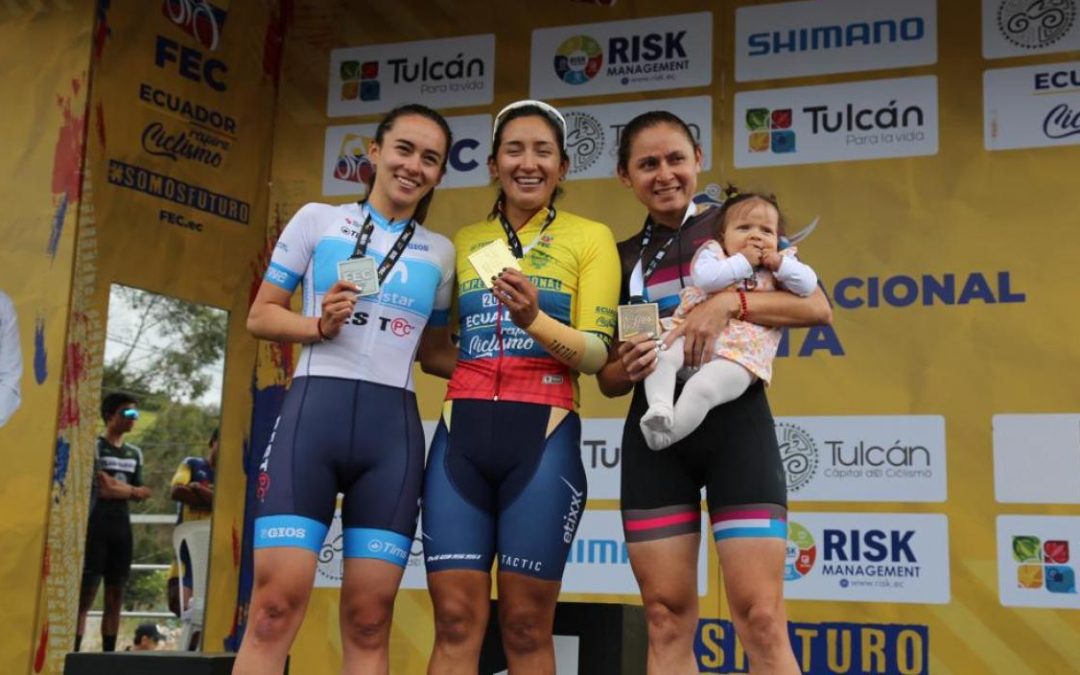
[263, 1, 1080, 673]
[5, 0, 1079, 673]
[734, 0, 938, 82]
[0, 5, 94, 674]
[1, 2, 282, 673]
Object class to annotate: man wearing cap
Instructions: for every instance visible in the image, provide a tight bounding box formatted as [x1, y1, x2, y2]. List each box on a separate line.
[75, 392, 152, 652]
[131, 623, 164, 651]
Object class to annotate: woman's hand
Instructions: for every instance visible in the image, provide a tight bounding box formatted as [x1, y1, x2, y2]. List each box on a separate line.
[492, 268, 540, 329]
[319, 280, 360, 339]
[617, 332, 661, 383]
[663, 292, 738, 368]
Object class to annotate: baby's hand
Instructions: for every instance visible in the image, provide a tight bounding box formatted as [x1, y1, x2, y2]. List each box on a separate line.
[741, 246, 763, 267]
[761, 249, 782, 272]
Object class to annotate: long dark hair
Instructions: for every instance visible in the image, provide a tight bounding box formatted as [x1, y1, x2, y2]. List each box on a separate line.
[616, 110, 699, 175]
[487, 104, 570, 220]
[362, 103, 453, 224]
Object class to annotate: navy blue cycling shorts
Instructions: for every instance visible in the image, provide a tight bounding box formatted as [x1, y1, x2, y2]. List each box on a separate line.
[422, 399, 586, 582]
[253, 376, 424, 567]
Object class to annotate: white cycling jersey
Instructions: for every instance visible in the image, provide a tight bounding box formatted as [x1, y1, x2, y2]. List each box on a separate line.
[264, 201, 454, 390]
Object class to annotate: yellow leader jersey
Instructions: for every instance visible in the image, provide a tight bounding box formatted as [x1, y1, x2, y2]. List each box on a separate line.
[446, 207, 620, 410]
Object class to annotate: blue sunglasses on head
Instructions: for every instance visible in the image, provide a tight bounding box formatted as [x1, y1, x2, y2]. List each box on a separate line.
[122, 408, 140, 420]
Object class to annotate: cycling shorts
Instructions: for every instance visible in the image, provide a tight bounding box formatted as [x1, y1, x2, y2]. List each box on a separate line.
[422, 399, 586, 582]
[254, 376, 424, 567]
[82, 512, 133, 587]
[621, 380, 788, 544]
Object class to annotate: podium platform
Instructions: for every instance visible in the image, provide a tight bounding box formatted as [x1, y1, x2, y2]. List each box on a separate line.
[63, 652, 288, 675]
[479, 601, 647, 675]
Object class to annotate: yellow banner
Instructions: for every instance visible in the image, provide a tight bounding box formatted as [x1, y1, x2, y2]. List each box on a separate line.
[264, 1, 1080, 673]
[0, 4, 94, 674]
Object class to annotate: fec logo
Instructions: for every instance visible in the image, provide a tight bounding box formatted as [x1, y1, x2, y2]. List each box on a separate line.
[747, 107, 796, 153]
[1013, 535, 1077, 594]
[554, 35, 604, 84]
[333, 133, 374, 187]
[162, 0, 228, 51]
[784, 521, 817, 581]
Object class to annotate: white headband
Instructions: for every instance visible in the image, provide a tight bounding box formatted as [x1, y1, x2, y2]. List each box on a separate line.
[492, 100, 567, 149]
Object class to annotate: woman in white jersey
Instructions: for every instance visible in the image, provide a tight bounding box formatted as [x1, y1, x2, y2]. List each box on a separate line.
[234, 104, 457, 675]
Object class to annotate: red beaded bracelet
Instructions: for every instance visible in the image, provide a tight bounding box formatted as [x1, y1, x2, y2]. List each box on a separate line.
[736, 287, 749, 321]
[316, 317, 330, 342]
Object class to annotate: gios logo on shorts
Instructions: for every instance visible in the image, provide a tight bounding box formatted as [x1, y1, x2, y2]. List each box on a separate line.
[775, 422, 820, 493]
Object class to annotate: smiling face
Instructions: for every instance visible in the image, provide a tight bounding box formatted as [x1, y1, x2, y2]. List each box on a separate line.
[617, 121, 702, 228]
[489, 114, 568, 220]
[367, 113, 448, 218]
[720, 198, 780, 257]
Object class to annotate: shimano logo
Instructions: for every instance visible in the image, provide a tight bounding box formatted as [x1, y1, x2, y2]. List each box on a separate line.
[748, 19, 926, 56]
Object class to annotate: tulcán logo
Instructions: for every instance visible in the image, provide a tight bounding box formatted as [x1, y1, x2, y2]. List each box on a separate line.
[340, 60, 381, 102]
[565, 111, 605, 173]
[333, 133, 374, 188]
[554, 35, 604, 84]
[163, 0, 227, 51]
[785, 521, 817, 581]
[775, 422, 819, 493]
[997, 0, 1076, 49]
[747, 107, 796, 153]
[1013, 535, 1077, 594]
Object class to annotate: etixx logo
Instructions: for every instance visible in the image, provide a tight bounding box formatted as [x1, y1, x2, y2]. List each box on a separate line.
[747, 107, 795, 153]
[554, 35, 604, 84]
[1013, 535, 1077, 594]
[997, 0, 1076, 49]
[162, 0, 227, 51]
[775, 422, 819, 493]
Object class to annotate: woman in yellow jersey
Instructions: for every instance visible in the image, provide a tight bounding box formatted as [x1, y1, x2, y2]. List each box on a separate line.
[422, 101, 621, 674]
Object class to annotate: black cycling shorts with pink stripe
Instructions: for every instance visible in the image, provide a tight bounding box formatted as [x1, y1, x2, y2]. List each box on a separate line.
[620, 380, 788, 543]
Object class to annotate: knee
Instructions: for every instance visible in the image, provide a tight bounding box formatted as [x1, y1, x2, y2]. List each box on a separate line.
[250, 587, 307, 643]
[340, 596, 393, 650]
[498, 608, 549, 655]
[642, 595, 694, 646]
[433, 597, 485, 646]
[733, 599, 787, 650]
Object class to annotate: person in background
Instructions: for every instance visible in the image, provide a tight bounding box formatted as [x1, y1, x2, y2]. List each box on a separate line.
[167, 428, 218, 624]
[76, 392, 152, 652]
[130, 623, 164, 651]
